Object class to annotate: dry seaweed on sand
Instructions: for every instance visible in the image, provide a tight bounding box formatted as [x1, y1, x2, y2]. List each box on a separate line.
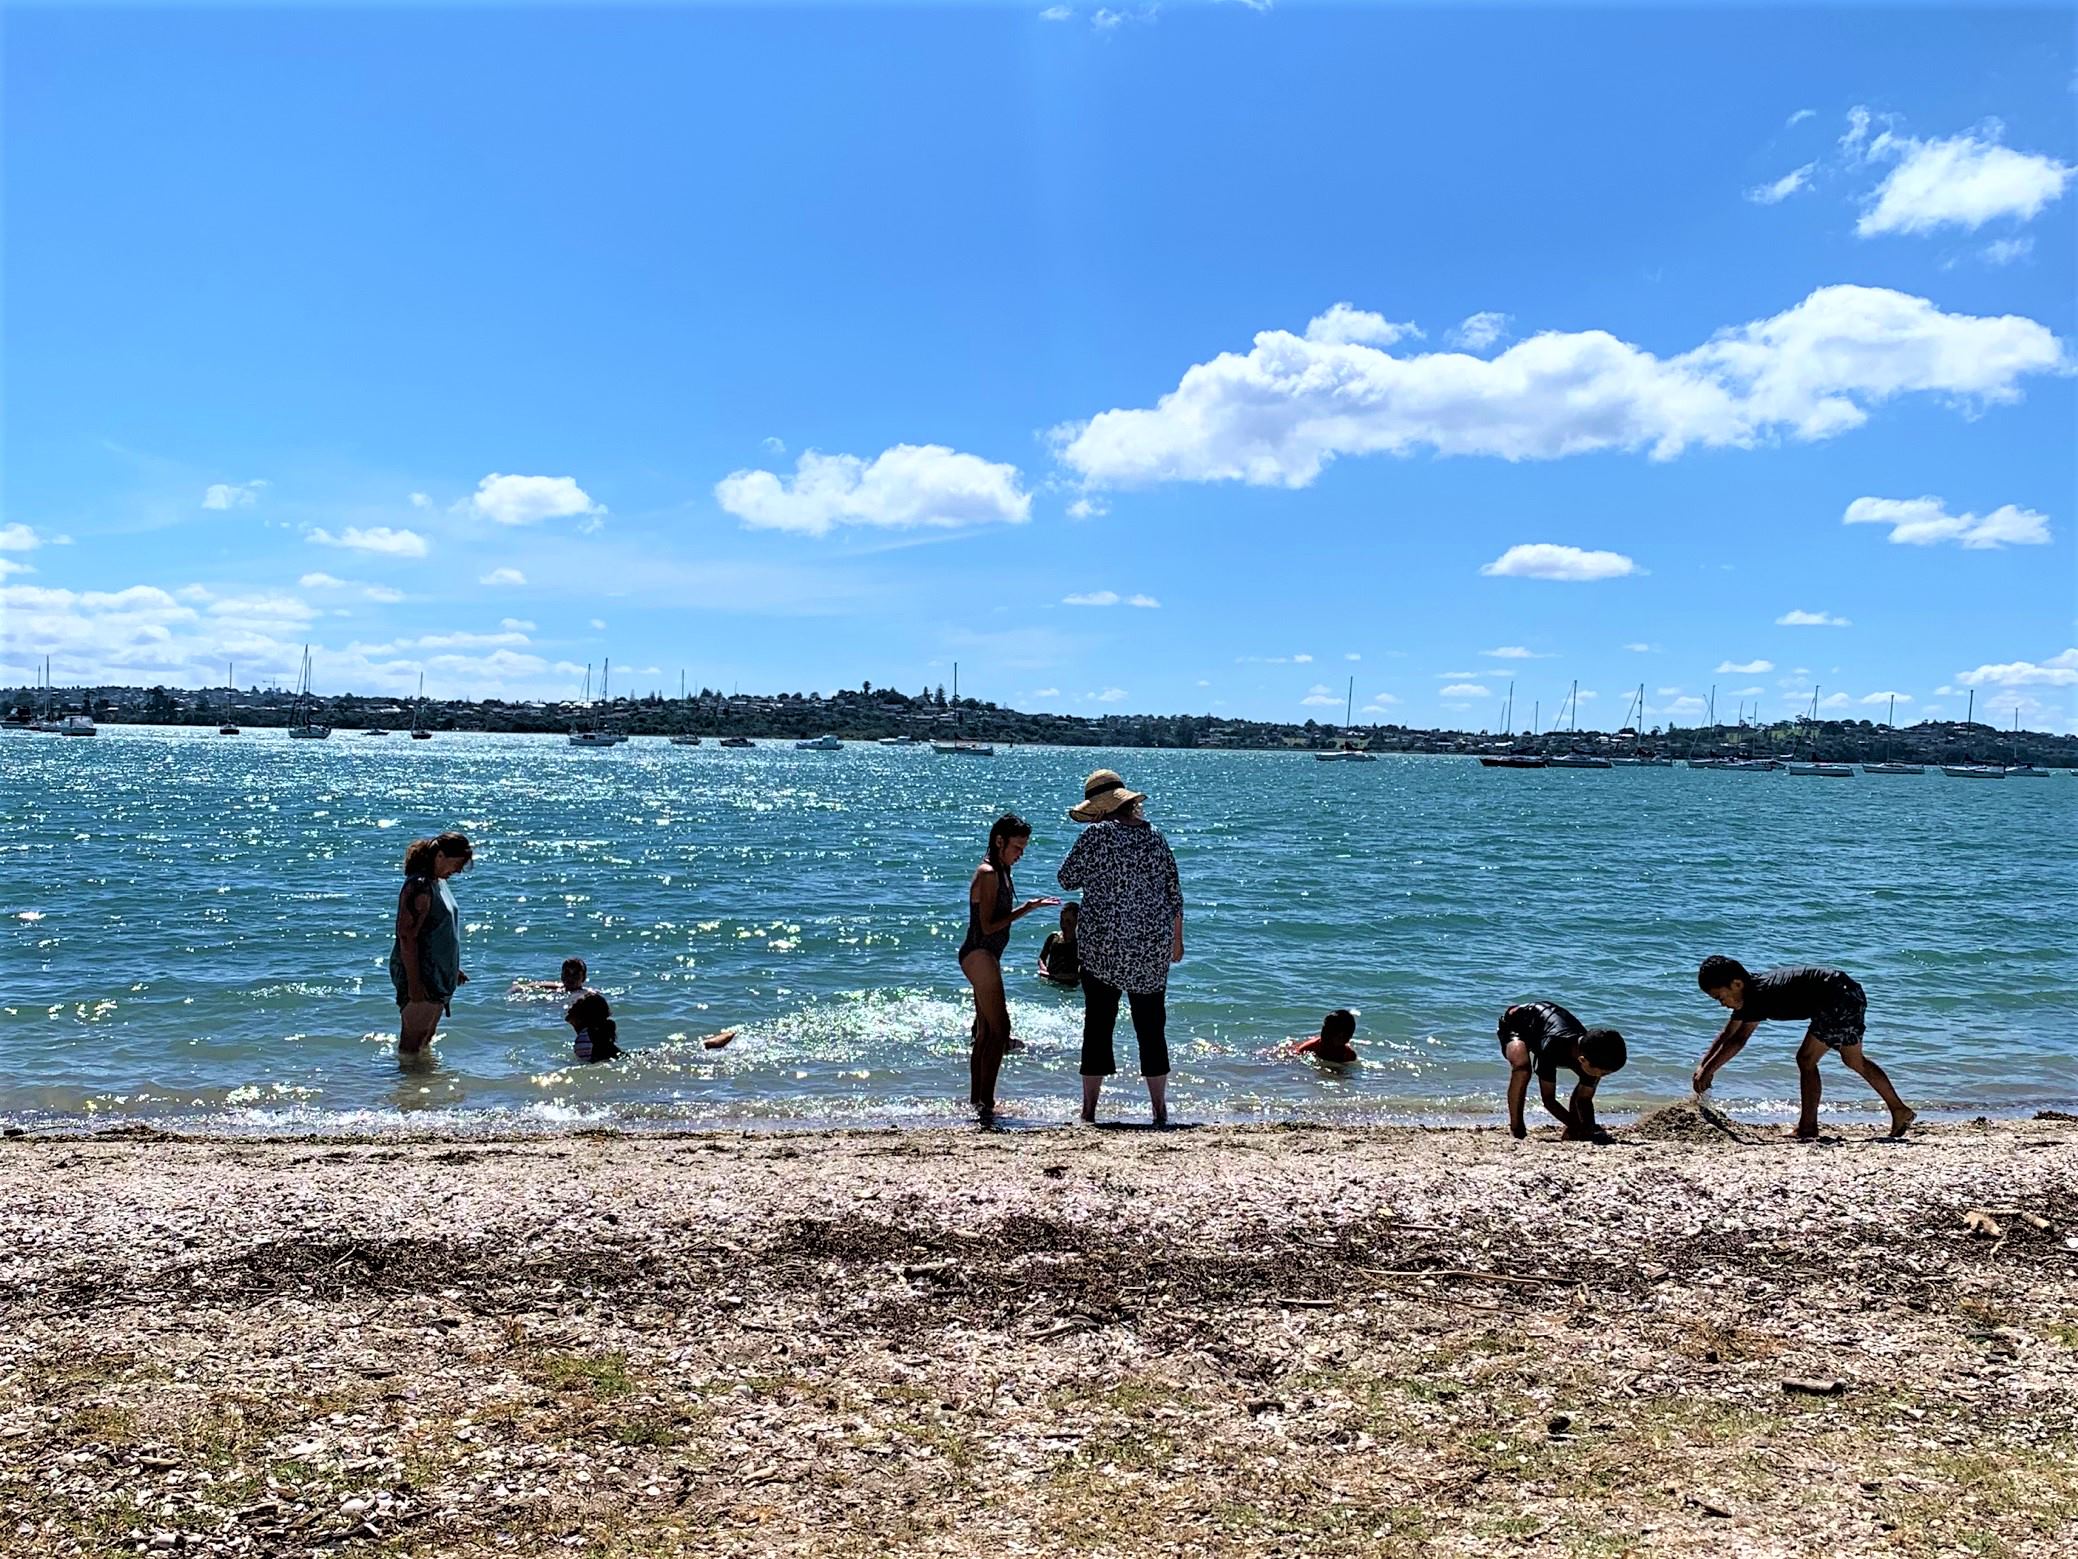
[3, 1118, 2076, 1556]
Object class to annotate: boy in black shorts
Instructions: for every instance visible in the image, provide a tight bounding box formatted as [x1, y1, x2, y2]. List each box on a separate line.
[1499, 1001, 1627, 1140]
[1693, 957, 1915, 1139]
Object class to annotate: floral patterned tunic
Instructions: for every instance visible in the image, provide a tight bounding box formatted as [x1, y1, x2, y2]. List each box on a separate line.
[1056, 818, 1184, 995]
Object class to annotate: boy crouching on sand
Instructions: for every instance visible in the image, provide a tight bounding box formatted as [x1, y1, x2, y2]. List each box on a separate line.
[1500, 1001, 1626, 1140]
[1692, 957, 1915, 1139]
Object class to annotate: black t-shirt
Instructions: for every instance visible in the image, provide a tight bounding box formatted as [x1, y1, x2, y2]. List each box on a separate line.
[1498, 1001, 1585, 1079]
[1733, 966, 1855, 1024]
[1039, 931, 1080, 982]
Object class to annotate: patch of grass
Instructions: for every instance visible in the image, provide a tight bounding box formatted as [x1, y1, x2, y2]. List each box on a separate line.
[537, 1350, 636, 1399]
[610, 1414, 684, 1449]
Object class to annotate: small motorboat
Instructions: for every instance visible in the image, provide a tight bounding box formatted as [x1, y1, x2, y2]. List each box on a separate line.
[1785, 761, 1854, 777]
[796, 734, 842, 751]
[57, 713, 98, 737]
[720, 735, 755, 748]
[1479, 754, 1547, 769]
[669, 733, 703, 746]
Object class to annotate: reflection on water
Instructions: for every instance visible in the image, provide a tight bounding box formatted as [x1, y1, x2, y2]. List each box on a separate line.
[2, 726, 2075, 1133]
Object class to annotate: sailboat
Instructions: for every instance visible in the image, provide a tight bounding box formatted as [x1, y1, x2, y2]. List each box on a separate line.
[1479, 682, 1546, 768]
[1314, 677, 1377, 761]
[568, 660, 628, 747]
[1609, 683, 1673, 765]
[1785, 685, 1853, 776]
[286, 647, 331, 738]
[410, 673, 434, 739]
[669, 671, 702, 746]
[1546, 681, 1612, 767]
[932, 663, 994, 756]
[1860, 695, 1921, 775]
[218, 661, 241, 735]
[2003, 708, 2050, 777]
[1942, 690, 2003, 779]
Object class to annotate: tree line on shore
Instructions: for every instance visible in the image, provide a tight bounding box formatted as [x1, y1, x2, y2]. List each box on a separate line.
[8, 680, 2074, 764]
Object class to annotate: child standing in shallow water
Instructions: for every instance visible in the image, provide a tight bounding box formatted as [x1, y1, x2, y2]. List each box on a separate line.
[958, 813, 1060, 1126]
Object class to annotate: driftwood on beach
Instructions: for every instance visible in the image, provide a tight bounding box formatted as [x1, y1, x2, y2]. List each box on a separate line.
[3, 1115, 2076, 1556]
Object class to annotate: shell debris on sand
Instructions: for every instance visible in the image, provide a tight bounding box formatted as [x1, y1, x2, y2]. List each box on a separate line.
[1, 1120, 2075, 1558]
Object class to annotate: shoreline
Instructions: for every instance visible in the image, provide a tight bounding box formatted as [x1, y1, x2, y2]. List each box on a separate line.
[6, 1112, 2075, 1555]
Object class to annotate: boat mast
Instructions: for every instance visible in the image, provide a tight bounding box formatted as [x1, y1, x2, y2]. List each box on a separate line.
[1344, 675, 1354, 734]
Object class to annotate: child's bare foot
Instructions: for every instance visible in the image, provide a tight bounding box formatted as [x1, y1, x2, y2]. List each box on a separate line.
[1888, 1107, 1917, 1139]
[1793, 1122, 1821, 1140]
[702, 1030, 737, 1050]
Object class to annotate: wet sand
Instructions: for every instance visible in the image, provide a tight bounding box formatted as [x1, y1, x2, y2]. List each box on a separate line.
[4, 1112, 2075, 1556]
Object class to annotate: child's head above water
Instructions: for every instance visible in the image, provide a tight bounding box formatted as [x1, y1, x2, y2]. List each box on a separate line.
[561, 957, 589, 991]
[1320, 1009, 1357, 1047]
[1059, 902, 1079, 933]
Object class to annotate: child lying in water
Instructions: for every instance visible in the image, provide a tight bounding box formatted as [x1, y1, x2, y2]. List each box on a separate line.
[1289, 1009, 1359, 1066]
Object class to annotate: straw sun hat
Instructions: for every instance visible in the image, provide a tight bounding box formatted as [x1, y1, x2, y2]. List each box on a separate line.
[1069, 769, 1146, 823]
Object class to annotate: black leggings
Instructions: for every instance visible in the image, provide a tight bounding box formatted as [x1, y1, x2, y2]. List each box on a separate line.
[1080, 973, 1169, 1078]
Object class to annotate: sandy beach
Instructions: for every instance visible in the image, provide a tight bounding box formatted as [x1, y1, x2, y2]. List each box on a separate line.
[4, 1112, 2076, 1557]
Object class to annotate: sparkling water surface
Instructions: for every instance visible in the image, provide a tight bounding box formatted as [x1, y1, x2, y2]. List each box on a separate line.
[4, 728, 2074, 1133]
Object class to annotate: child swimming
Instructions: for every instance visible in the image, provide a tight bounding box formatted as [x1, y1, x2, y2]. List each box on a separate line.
[1290, 1008, 1359, 1066]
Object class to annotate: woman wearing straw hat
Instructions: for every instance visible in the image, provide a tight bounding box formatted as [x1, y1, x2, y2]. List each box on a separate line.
[1057, 770, 1185, 1125]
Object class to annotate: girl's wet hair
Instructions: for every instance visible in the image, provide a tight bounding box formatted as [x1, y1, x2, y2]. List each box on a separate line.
[986, 813, 1032, 874]
[561, 957, 588, 984]
[403, 831, 473, 876]
[567, 991, 616, 1048]
[1321, 1009, 1357, 1044]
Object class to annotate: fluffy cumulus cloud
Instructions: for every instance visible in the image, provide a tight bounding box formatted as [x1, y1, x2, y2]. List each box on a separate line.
[1717, 659, 1774, 674]
[1361, 692, 1400, 712]
[1305, 303, 1422, 348]
[202, 480, 267, 510]
[1440, 683, 1491, 699]
[1087, 687, 1128, 702]
[467, 473, 604, 527]
[1861, 691, 1913, 704]
[1479, 544, 1637, 582]
[715, 445, 1031, 536]
[1237, 652, 1313, 665]
[363, 585, 404, 603]
[1481, 645, 1545, 659]
[1448, 312, 1512, 352]
[1062, 590, 1161, 608]
[1854, 121, 2075, 237]
[1300, 684, 1341, 706]
[1065, 496, 1109, 520]
[298, 572, 349, 590]
[0, 523, 46, 552]
[1954, 649, 2078, 688]
[1050, 286, 2065, 488]
[480, 567, 527, 587]
[1624, 642, 1657, 653]
[1843, 495, 2051, 549]
[307, 526, 428, 558]
[1776, 609, 1851, 627]
[1747, 163, 1816, 205]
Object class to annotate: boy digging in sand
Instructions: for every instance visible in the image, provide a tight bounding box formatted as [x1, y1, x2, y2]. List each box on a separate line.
[1692, 957, 1915, 1140]
[1499, 1001, 1627, 1140]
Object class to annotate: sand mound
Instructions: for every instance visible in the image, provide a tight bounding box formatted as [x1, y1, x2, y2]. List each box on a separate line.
[1627, 1102, 1749, 1143]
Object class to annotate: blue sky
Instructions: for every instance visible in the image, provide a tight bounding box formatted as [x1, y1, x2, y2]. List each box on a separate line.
[4, 2, 2075, 731]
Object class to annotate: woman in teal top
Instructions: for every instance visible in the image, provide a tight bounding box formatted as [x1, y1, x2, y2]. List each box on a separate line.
[389, 832, 473, 1056]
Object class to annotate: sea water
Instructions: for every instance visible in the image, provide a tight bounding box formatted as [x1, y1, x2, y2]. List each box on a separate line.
[3, 728, 2074, 1133]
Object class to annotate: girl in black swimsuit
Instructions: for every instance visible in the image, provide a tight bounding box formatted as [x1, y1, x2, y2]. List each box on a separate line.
[958, 813, 1058, 1124]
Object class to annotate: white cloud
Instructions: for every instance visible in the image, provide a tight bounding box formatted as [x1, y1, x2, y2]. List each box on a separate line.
[0, 558, 34, 579]
[1126, 593, 1160, 608]
[1840, 106, 1875, 159]
[1361, 693, 1400, 712]
[390, 630, 529, 651]
[1480, 544, 1637, 582]
[1787, 108, 1816, 128]
[1240, 651, 1314, 665]
[363, 585, 404, 604]
[1717, 659, 1775, 674]
[1437, 670, 1478, 679]
[202, 480, 267, 511]
[1088, 687, 1128, 702]
[307, 526, 428, 558]
[1953, 649, 2078, 687]
[1344, 652, 1361, 662]
[760, 436, 787, 455]
[1481, 645, 1546, 659]
[589, 618, 607, 631]
[501, 617, 536, 632]
[1843, 495, 2051, 549]
[1064, 590, 1122, 607]
[1039, 4, 1072, 17]
[1861, 691, 1913, 704]
[1729, 686, 1766, 698]
[715, 444, 1031, 536]
[1051, 285, 2065, 487]
[408, 492, 432, 509]
[207, 592, 316, 626]
[479, 567, 527, 587]
[1066, 496, 1109, 520]
[1664, 694, 1708, 717]
[298, 572, 349, 590]
[467, 473, 604, 527]
[1032, 686, 1061, 698]
[1983, 237, 2034, 266]
[1856, 122, 2075, 237]
[1440, 683, 1491, 699]
[1656, 686, 1684, 697]
[1747, 163, 1816, 205]
[1305, 303, 1423, 348]
[0, 523, 45, 552]
[1300, 684, 1341, 706]
[1776, 609, 1852, 627]
[1448, 312, 1512, 353]
[1623, 642, 1657, 653]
